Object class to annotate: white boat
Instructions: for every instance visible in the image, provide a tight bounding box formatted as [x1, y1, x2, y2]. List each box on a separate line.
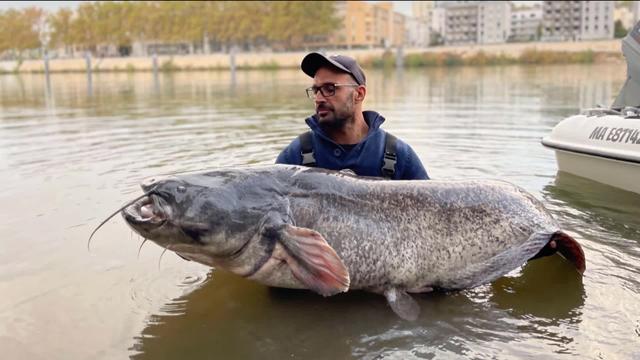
[542, 22, 640, 194]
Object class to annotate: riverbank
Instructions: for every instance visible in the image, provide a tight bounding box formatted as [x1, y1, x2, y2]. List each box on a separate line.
[0, 39, 623, 73]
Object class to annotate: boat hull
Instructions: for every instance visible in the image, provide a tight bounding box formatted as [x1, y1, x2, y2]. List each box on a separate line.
[542, 114, 640, 194]
[553, 148, 640, 194]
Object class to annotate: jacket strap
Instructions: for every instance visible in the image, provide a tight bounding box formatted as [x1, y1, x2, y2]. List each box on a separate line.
[298, 131, 316, 167]
[382, 133, 397, 179]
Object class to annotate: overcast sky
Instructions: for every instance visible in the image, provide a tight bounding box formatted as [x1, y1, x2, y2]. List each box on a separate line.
[0, 1, 79, 11]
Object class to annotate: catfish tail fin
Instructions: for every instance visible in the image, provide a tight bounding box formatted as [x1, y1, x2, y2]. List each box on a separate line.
[530, 231, 586, 274]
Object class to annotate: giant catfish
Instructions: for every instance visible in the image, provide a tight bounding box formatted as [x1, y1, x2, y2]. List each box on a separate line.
[109, 165, 584, 320]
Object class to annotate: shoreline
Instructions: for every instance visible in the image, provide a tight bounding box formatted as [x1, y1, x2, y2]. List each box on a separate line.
[0, 39, 623, 74]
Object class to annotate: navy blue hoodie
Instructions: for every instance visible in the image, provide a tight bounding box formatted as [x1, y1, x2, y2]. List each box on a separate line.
[276, 111, 429, 180]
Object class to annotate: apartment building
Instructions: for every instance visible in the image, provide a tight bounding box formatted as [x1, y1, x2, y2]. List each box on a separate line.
[412, 1, 434, 21]
[442, 1, 479, 45]
[431, 7, 446, 39]
[413, 1, 447, 44]
[542, 1, 614, 41]
[478, 2, 511, 44]
[405, 16, 430, 47]
[331, 1, 405, 49]
[510, 5, 543, 42]
[440, 1, 510, 45]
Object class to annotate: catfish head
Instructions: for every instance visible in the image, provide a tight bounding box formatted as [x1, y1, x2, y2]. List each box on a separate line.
[121, 166, 350, 297]
[121, 169, 289, 265]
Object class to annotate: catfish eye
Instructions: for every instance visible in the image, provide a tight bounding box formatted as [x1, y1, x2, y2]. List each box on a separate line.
[177, 185, 186, 193]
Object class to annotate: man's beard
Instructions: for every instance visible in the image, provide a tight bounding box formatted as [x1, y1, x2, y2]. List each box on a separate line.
[319, 114, 347, 130]
[316, 103, 352, 131]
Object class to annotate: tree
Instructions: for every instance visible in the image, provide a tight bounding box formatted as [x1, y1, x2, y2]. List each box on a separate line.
[265, 2, 339, 50]
[1, 1, 346, 56]
[0, 7, 45, 58]
[615, 20, 628, 39]
[49, 8, 73, 54]
[71, 2, 100, 50]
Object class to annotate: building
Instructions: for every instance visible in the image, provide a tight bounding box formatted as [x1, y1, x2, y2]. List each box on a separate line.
[442, 1, 480, 45]
[390, 10, 407, 47]
[542, 1, 614, 41]
[412, 1, 434, 21]
[413, 1, 447, 45]
[510, 5, 543, 42]
[581, 1, 614, 40]
[440, 1, 510, 45]
[430, 7, 446, 43]
[330, 1, 405, 49]
[410, 1, 433, 46]
[477, 1, 511, 44]
[405, 16, 430, 47]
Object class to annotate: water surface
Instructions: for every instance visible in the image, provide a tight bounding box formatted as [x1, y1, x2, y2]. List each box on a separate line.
[1, 64, 638, 359]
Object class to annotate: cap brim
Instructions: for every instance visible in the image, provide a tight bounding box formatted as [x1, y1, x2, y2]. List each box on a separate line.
[301, 52, 351, 78]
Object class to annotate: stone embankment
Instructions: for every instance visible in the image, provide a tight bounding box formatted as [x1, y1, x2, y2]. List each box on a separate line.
[0, 39, 622, 73]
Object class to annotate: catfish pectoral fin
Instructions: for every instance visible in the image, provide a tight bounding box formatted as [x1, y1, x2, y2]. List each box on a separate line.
[384, 287, 420, 321]
[276, 224, 350, 296]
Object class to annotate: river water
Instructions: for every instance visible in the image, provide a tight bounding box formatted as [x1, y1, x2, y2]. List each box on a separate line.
[1, 64, 639, 359]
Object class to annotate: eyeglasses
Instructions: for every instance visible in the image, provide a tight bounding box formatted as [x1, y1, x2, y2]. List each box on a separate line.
[306, 83, 359, 99]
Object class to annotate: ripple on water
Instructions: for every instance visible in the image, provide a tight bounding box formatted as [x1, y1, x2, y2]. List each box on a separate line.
[128, 267, 210, 318]
[1, 66, 637, 359]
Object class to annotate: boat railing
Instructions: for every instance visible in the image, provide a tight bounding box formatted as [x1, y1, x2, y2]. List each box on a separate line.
[581, 106, 640, 119]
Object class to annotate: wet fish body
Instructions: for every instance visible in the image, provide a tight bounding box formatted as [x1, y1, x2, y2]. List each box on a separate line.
[119, 165, 585, 320]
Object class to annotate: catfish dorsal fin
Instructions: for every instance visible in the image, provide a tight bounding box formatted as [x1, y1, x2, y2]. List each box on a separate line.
[276, 224, 350, 296]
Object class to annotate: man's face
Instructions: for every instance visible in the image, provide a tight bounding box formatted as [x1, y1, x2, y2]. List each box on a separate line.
[312, 67, 359, 129]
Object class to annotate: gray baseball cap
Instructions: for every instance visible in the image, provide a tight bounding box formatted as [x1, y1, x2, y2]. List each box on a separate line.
[301, 52, 366, 86]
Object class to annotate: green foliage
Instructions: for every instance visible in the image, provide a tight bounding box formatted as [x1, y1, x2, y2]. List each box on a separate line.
[160, 58, 178, 71]
[443, 53, 463, 66]
[0, 7, 45, 55]
[49, 8, 73, 48]
[615, 20, 628, 39]
[265, 2, 340, 49]
[257, 61, 280, 70]
[394, 49, 596, 68]
[371, 50, 395, 68]
[400, 52, 465, 67]
[0, 1, 340, 54]
[519, 49, 595, 64]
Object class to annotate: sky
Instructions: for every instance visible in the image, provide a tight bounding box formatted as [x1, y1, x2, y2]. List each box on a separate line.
[0, 1, 79, 11]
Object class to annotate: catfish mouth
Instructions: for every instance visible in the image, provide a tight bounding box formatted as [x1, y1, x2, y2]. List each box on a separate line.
[122, 194, 168, 228]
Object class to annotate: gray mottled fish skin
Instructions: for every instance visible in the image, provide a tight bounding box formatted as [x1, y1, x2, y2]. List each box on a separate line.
[120, 164, 583, 318]
[269, 167, 555, 291]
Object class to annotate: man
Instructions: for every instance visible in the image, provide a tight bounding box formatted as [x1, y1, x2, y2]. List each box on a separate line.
[276, 52, 429, 180]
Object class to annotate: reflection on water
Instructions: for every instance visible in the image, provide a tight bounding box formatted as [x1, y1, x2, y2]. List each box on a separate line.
[1, 64, 639, 359]
[132, 257, 586, 359]
[544, 172, 640, 242]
